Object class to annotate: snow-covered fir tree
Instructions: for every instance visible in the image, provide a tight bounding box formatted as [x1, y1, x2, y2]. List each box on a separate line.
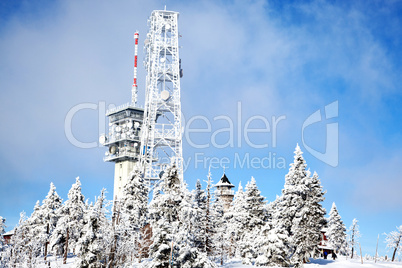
[26, 200, 46, 260]
[327, 202, 347, 254]
[239, 177, 266, 264]
[276, 145, 309, 238]
[50, 177, 86, 264]
[147, 166, 187, 267]
[385, 225, 402, 262]
[8, 201, 46, 266]
[204, 169, 215, 256]
[8, 212, 32, 266]
[176, 180, 216, 268]
[147, 166, 214, 268]
[115, 169, 149, 263]
[255, 202, 290, 267]
[0, 216, 6, 251]
[41, 182, 63, 261]
[211, 196, 228, 266]
[76, 189, 111, 267]
[225, 182, 247, 258]
[190, 179, 207, 251]
[273, 145, 326, 266]
[291, 171, 326, 264]
[349, 218, 361, 259]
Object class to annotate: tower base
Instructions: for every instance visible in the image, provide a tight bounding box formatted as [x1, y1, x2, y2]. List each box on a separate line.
[113, 160, 136, 200]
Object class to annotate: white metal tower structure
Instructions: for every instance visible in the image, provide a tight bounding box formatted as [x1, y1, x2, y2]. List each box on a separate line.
[100, 32, 144, 200]
[140, 10, 184, 182]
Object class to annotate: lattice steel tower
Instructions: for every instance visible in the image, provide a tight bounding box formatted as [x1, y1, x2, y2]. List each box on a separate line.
[140, 10, 184, 182]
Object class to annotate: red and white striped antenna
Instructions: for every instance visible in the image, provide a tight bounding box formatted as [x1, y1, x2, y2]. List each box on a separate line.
[132, 31, 139, 105]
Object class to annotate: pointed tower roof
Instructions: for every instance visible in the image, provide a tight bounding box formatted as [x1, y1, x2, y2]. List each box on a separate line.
[214, 172, 235, 188]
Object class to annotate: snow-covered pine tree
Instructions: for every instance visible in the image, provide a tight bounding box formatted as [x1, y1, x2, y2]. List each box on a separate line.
[327, 202, 347, 255]
[0, 217, 7, 267]
[117, 169, 149, 263]
[304, 171, 327, 258]
[204, 169, 214, 256]
[291, 171, 326, 264]
[7, 201, 45, 266]
[273, 145, 327, 266]
[211, 196, 228, 266]
[8, 212, 30, 266]
[0, 216, 5, 251]
[224, 182, 247, 258]
[50, 177, 86, 264]
[147, 166, 187, 268]
[147, 166, 213, 268]
[385, 225, 402, 262]
[179, 181, 216, 268]
[239, 177, 266, 264]
[276, 145, 309, 237]
[41, 182, 62, 261]
[190, 179, 207, 251]
[349, 218, 361, 259]
[26, 200, 47, 262]
[76, 188, 111, 267]
[255, 202, 290, 267]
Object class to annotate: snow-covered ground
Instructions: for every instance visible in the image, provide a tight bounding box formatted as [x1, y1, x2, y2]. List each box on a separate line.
[222, 258, 402, 268]
[30, 254, 76, 268]
[25, 256, 402, 268]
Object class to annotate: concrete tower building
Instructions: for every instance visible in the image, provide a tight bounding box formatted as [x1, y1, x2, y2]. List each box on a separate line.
[100, 32, 144, 201]
[101, 9, 184, 200]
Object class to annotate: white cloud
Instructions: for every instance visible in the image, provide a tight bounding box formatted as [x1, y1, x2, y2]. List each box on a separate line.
[0, 0, 401, 231]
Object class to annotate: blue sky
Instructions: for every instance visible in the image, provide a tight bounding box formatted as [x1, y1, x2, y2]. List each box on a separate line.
[1, 0, 401, 257]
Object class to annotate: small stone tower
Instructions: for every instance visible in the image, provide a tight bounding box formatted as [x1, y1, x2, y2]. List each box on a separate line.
[214, 172, 235, 211]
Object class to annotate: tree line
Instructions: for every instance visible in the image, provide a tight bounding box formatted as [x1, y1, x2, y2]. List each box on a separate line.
[0, 145, 401, 267]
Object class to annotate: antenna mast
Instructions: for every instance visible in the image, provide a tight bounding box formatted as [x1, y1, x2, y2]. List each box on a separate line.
[132, 31, 139, 105]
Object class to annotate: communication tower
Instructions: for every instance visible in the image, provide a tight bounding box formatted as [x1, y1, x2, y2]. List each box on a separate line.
[140, 10, 184, 182]
[100, 32, 144, 200]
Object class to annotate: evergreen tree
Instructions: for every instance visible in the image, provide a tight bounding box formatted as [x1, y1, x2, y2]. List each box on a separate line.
[0, 216, 6, 251]
[225, 182, 247, 258]
[274, 145, 327, 266]
[9, 212, 31, 266]
[276, 145, 309, 237]
[349, 218, 361, 259]
[327, 202, 347, 254]
[50, 177, 86, 264]
[179, 181, 215, 268]
[0, 216, 7, 267]
[147, 166, 187, 268]
[190, 179, 207, 251]
[204, 169, 214, 256]
[117, 169, 149, 263]
[76, 189, 111, 267]
[41, 182, 63, 261]
[239, 177, 266, 264]
[385, 225, 402, 262]
[10, 201, 45, 266]
[27, 201, 46, 259]
[304, 171, 327, 258]
[211, 197, 228, 266]
[291, 171, 326, 264]
[255, 203, 290, 267]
